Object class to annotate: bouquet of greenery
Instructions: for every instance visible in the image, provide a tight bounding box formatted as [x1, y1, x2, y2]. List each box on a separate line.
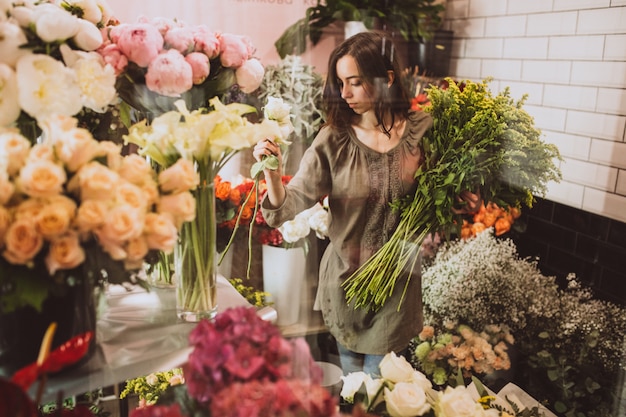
[343, 78, 562, 311]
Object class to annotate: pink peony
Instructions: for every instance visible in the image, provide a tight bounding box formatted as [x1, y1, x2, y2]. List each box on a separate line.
[218, 33, 250, 68]
[164, 26, 195, 54]
[113, 23, 164, 67]
[96, 43, 128, 76]
[185, 52, 210, 84]
[145, 49, 193, 97]
[193, 26, 220, 58]
[236, 58, 264, 93]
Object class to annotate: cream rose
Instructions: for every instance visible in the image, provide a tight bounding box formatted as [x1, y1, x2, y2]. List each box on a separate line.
[340, 372, 368, 403]
[143, 212, 178, 253]
[45, 231, 85, 274]
[157, 191, 196, 228]
[18, 159, 67, 198]
[380, 352, 415, 383]
[384, 382, 431, 417]
[158, 158, 198, 194]
[3, 218, 43, 264]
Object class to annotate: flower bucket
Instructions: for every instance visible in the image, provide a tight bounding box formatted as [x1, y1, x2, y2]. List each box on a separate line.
[262, 245, 306, 326]
[0, 275, 98, 378]
[175, 176, 218, 322]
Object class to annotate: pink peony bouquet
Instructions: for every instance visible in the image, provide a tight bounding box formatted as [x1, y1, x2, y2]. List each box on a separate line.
[98, 16, 265, 116]
[132, 306, 339, 417]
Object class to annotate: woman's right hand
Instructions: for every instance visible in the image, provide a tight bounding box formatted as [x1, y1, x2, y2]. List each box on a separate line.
[253, 138, 284, 178]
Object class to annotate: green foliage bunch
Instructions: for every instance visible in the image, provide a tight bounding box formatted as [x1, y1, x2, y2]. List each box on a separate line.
[343, 78, 562, 311]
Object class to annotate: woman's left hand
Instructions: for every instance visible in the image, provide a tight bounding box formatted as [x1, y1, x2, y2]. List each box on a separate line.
[452, 190, 482, 214]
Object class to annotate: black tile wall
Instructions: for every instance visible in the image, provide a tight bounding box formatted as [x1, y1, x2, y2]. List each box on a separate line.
[512, 198, 626, 307]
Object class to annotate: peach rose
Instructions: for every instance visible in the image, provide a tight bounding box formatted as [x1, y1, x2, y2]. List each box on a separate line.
[98, 204, 144, 244]
[0, 176, 15, 205]
[93, 227, 126, 260]
[50, 127, 102, 172]
[140, 180, 160, 208]
[117, 153, 154, 186]
[157, 191, 196, 228]
[3, 218, 44, 265]
[69, 161, 119, 201]
[115, 181, 148, 212]
[145, 49, 193, 97]
[45, 231, 86, 274]
[158, 158, 198, 194]
[26, 143, 55, 162]
[98, 141, 124, 171]
[75, 199, 107, 234]
[36, 200, 75, 239]
[0, 130, 31, 176]
[14, 198, 45, 221]
[0, 206, 11, 247]
[143, 212, 178, 253]
[124, 235, 149, 269]
[18, 159, 67, 198]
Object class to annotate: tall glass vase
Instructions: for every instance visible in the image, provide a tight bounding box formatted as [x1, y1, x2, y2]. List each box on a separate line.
[175, 163, 218, 322]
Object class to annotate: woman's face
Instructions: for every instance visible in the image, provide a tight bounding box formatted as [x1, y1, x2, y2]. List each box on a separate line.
[336, 55, 375, 115]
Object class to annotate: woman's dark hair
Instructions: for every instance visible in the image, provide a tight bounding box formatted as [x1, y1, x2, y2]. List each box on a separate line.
[323, 31, 411, 136]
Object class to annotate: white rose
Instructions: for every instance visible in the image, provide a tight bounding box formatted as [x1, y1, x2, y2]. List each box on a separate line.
[436, 385, 493, 417]
[279, 216, 310, 244]
[264, 96, 291, 122]
[0, 64, 20, 126]
[379, 351, 415, 383]
[16, 54, 83, 121]
[384, 382, 431, 417]
[32, 3, 79, 42]
[0, 22, 29, 67]
[410, 370, 433, 391]
[235, 58, 264, 93]
[340, 371, 368, 403]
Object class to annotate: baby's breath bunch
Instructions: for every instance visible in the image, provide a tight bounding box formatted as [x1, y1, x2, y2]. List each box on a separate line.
[343, 78, 562, 311]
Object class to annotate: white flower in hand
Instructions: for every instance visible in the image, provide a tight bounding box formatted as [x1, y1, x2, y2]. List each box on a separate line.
[264, 96, 291, 122]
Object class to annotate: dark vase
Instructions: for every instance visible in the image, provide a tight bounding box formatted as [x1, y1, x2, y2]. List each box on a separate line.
[408, 30, 454, 77]
[0, 279, 98, 379]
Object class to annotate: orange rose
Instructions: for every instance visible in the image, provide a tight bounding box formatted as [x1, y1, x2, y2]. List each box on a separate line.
[494, 217, 511, 236]
[229, 188, 241, 205]
[471, 221, 486, 236]
[215, 181, 231, 201]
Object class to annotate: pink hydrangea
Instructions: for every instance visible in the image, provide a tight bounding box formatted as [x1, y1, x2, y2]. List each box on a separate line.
[145, 49, 193, 97]
[218, 33, 250, 68]
[185, 52, 210, 85]
[112, 23, 164, 68]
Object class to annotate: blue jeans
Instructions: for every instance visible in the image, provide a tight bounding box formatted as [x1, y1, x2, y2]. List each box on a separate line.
[337, 343, 408, 377]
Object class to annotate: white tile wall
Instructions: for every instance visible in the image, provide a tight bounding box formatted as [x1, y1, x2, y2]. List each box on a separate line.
[447, 1, 626, 223]
[548, 35, 604, 60]
[596, 88, 626, 115]
[583, 187, 626, 223]
[504, 37, 549, 59]
[589, 139, 626, 169]
[565, 110, 626, 141]
[577, 8, 626, 34]
[604, 34, 626, 60]
[560, 158, 618, 191]
[616, 171, 626, 196]
[543, 84, 597, 111]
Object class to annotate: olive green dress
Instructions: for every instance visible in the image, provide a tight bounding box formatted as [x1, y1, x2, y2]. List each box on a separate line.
[262, 111, 433, 354]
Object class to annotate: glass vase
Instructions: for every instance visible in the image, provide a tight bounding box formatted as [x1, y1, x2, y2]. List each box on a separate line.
[175, 165, 218, 322]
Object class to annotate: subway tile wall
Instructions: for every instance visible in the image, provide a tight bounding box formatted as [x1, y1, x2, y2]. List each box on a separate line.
[444, 1, 626, 304]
